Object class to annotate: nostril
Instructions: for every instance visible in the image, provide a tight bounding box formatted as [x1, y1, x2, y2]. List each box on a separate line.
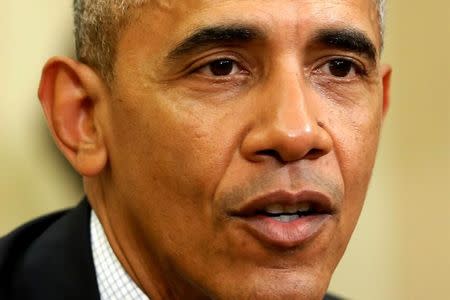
[255, 149, 283, 162]
[305, 148, 325, 159]
[254, 148, 326, 163]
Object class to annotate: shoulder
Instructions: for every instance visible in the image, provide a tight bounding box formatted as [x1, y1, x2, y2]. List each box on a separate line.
[0, 200, 99, 300]
[0, 208, 69, 284]
[324, 292, 345, 300]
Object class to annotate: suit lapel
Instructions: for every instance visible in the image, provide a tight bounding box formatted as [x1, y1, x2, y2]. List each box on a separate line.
[11, 199, 100, 300]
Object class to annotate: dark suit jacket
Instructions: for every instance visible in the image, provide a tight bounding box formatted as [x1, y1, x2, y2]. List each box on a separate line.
[0, 199, 342, 300]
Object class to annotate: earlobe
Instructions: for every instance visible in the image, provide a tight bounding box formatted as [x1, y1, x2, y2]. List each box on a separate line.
[38, 57, 108, 177]
[380, 64, 392, 119]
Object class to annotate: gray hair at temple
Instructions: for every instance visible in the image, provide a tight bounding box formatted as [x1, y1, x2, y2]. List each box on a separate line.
[73, 0, 386, 82]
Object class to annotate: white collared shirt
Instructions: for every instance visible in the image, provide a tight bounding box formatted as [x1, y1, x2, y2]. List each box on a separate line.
[91, 211, 150, 300]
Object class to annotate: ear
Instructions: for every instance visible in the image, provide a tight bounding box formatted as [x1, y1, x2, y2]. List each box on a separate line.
[380, 64, 392, 119]
[38, 56, 108, 177]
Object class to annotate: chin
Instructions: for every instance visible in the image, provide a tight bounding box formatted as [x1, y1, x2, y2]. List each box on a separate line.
[207, 267, 331, 300]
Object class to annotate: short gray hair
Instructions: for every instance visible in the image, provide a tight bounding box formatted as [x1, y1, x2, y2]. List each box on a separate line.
[73, 0, 147, 81]
[378, 0, 386, 37]
[73, 0, 386, 82]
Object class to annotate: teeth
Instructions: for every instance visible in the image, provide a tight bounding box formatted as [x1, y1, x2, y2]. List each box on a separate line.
[297, 202, 311, 213]
[264, 203, 311, 214]
[265, 204, 284, 214]
[273, 215, 299, 223]
[285, 205, 298, 214]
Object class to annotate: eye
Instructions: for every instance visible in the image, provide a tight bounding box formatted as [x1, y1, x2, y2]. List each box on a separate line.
[197, 59, 243, 77]
[321, 58, 363, 78]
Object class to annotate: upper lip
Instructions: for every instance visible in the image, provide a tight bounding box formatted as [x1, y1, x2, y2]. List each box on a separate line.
[229, 190, 335, 217]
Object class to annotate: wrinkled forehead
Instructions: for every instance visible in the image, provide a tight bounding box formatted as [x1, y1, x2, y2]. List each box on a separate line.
[128, 0, 381, 49]
[147, 0, 378, 10]
[144, 0, 379, 22]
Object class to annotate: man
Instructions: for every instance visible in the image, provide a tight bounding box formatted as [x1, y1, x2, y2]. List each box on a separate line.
[0, 0, 391, 299]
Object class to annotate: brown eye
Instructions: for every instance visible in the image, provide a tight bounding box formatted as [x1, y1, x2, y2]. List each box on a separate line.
[194, 57, 249, 79]
[327, 59, 356, 77]
[208, 59, 235, 76]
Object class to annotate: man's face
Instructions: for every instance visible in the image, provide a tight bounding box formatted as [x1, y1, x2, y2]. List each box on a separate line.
[99, 0, 388, 298]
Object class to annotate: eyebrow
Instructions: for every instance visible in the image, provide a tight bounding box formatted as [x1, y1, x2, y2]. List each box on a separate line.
[311, 28, 378, 62]
[166, 25, 266, 60]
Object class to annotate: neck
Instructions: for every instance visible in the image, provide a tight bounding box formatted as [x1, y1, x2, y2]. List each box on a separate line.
[84, 178, 209, 300]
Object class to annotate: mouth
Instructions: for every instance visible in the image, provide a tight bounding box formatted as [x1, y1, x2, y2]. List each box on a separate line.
[229, 190, 336, 248]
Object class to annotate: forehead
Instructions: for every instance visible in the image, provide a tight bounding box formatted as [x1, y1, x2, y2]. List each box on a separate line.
[119, 0, 381, 67]
[132, 0, 380, 45]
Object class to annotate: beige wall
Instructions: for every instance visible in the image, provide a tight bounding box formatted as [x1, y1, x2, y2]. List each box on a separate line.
[330, 1, 450, 299]
[0, 1, 82, 234]
[1, 1, 449, 299]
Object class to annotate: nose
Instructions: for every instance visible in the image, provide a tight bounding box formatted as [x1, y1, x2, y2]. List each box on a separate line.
[241, 70, 333, 164]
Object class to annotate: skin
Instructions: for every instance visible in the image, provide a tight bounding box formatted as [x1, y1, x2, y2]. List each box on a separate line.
[38, 0, 391, 299]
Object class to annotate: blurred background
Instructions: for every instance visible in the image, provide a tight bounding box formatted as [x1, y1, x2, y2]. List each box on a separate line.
[0, 1, 448, 299]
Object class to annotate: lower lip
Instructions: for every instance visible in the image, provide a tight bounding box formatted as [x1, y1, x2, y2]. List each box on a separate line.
[239, 214, 332, 248]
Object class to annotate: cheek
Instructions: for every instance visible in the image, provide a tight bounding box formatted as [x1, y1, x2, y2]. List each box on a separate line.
[103, 90, 253, 292]
[106, 89, 239, 215]
[330, 98, 383, 229]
